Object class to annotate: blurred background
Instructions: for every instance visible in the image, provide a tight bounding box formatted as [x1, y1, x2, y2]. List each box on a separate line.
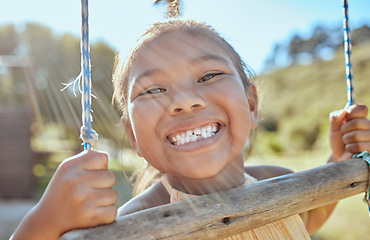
[0, 0, 369, 239]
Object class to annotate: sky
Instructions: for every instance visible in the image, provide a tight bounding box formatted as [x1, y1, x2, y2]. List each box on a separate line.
[1, 0, 370, 73]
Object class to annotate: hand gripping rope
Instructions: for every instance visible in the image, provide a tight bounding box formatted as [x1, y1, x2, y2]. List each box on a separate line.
[343, 0, 370, 215]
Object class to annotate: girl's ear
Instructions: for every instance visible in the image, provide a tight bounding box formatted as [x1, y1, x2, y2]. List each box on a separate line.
[246, 83, 259, 129]
[121, 116, 143, 157]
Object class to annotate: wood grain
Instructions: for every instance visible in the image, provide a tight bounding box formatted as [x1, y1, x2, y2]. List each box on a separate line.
[61, 158, 369, 240]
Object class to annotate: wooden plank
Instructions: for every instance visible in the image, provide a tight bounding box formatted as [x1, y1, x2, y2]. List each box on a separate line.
[61, 158, 370, 240]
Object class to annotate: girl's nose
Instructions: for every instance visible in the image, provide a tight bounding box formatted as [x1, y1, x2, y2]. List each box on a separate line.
[168, 89, 206, 115]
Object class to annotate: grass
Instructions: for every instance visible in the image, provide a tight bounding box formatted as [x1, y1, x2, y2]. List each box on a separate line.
[315, 195, 370, 240]
[256, 42, 370, 156]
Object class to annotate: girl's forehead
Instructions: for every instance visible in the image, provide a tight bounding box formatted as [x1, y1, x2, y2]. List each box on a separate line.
[129, 31, 231, 78]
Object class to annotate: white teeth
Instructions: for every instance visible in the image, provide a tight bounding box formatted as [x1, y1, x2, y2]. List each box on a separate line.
[186, 130, 192, 137]
[201, 128, 208, 138]
[201, 127, 207, 134]
[170, 123, 220, 146]
[212, 125, 217, 132]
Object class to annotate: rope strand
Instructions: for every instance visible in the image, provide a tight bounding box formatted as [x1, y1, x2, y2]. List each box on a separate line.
[342, 0, 354, 108]
[80, 0, 98, 149]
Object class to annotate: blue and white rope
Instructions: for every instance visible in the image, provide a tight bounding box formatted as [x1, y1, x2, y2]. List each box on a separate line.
[342, 0, 354, 108]
[353, 151, 370, 215]
[80, 0, 98, 150]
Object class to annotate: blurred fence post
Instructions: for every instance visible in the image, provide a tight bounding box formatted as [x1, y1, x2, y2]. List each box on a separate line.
[0, 55, 37, 199]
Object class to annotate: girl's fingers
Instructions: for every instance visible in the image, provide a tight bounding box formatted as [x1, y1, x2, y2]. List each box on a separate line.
[85, 170, 116, 189]
[93, 205, 118, 225]
[330, 110, 347, 132]
[343, 130, 370, 144]
[82, 151, 109, 171]
[345, 104, 368, 121]
[82, 205, 117, 227]
[340, 105, 370, 154]
[79, 189, 118, 226]
[345, 142, 370, 154]
[92, 188, 119, 207]
[341, 118, 370, 133]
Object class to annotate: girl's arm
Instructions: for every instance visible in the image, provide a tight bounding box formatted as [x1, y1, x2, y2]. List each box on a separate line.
[11, 150, 118, 240]
[302, 104, 370, 235]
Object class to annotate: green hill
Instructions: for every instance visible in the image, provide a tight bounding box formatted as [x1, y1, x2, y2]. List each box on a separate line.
[253, 42, 370, 156]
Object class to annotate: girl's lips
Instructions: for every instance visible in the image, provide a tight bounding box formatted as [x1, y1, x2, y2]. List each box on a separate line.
[167, 122, 220, 146]
[166, 123, 225, 152]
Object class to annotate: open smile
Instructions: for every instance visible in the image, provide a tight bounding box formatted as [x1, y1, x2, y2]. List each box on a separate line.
[167, 122, 221, 146]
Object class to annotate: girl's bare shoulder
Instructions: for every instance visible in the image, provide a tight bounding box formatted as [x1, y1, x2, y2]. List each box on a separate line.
[244, 165, 294, 181]
[117, 181, 170, 217]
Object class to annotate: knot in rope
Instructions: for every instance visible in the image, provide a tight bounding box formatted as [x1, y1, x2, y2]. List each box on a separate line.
[354, 151, 370, 162]
[80, 126, 98, 147]
[354, 151, 370, 215]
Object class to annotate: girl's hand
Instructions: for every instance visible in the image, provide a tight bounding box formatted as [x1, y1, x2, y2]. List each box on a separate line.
[329, 104, 370, 162]
[304, 104, 370, 235]
[11, 150, 118, 240]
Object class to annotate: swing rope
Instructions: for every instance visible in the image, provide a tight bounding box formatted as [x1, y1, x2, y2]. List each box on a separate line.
[343, 0, 370, 214]
[61, 0, 98, 149]
[79, 0, 98, 150]
[342, 0, 354, 108]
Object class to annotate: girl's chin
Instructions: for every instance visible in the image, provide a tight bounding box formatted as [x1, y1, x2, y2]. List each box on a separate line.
[170, 160, 228, 179]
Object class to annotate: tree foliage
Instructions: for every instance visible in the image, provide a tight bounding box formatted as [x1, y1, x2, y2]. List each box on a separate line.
[0, 23, 121, 146]
[263, 23, 370, 71]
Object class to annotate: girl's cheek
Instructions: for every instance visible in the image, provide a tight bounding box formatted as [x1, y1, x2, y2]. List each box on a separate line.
[212, 80, 247, 104]
[130, 100, 160, 130]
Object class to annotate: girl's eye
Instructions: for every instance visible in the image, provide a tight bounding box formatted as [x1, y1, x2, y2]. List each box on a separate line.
[139, 87, 166, 96]
[197, 72, 223, 83]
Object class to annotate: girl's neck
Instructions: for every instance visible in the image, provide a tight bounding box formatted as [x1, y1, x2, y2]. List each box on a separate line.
[165, 160, 245, 195]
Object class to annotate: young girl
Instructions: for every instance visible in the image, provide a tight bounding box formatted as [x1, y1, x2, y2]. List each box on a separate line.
[112, 19, 370, 238]
[11, 19, 370, 239]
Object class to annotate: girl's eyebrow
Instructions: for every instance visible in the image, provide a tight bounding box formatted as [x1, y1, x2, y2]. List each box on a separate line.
[191, 54, 230, 65]
[134, 69, 160, 83]
[133, 54, 229, 83]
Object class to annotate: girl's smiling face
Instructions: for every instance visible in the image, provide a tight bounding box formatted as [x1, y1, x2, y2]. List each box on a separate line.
[126, 30, 258, 179]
